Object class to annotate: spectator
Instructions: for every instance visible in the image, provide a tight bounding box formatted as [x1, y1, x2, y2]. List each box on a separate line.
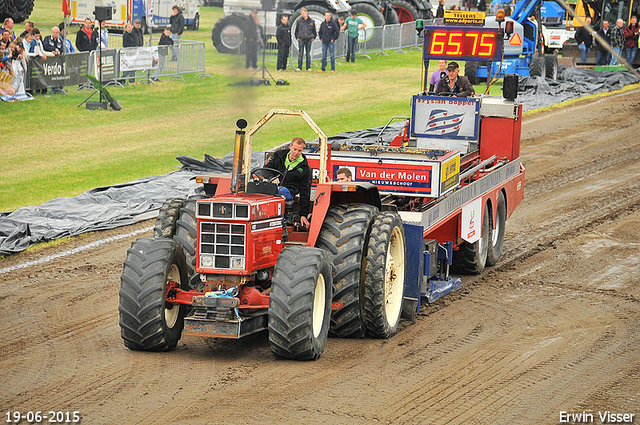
[19, 21, 34, 39]
[132, 19, 144, 47]
[31, 29, 52, 57]
[477, 0, 487, 13]
[624, 15, 639, 65]
[435, 61, 475, 97]
[318, 11, 339, 73]
[610, 18, 625, 65]
[9, 40, 27, 94]
[344, 10, 365, 63]
[436, 0, 445, 18]
[596, 19, 611, 66]
[1, 18, 15, 40]
[169, 5, 184, 61]
[43, 27, 63, 56]
[0, 29, 11, 50]
[276, 14, 291, 71]
[76, 18, 98, 52]
[96, 25, 108, 49]
[153, 27, 173, 81]
[429, 59, 447, 92]
[122, 22, 137, 84]
[451, 5, 460, 10]
[295, 8, 316, 71]
[244, 11, 261, 69]
[263, 137, 312, 228]
[22, 33, 36, 56]
[58, 22, 75, 53]
[336, 167, 352, 182]
[575, 17, 593, 64]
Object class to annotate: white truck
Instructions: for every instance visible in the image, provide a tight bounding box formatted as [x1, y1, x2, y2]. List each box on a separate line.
[62, 0, 201, 32]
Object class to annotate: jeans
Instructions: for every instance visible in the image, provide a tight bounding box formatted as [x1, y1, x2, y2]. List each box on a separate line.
[611, 47, 622, 65]
[321, 41, 335, 71]
[154, 54, 166, 79]
[346, 36, 357, 62]
[626, 46, 638, 65]
[170, 33, 180, 60]
[578, 43, 590, 63]
[277, 44, 289, 70]
[298, 39, 312, 70]
[596, 50, 611, 66]
[122, 70, 135, 83]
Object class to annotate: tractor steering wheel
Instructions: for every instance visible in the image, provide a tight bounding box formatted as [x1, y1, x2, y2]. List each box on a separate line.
[250, 167, 285, 184]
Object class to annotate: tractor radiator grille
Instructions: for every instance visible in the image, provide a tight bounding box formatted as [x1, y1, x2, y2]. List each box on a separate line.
[199, 222, 246, 270]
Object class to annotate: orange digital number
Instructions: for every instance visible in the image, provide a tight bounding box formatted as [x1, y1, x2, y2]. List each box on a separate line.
[465, 32, 479, 56]
[478, 33, 495, 57]
[430, 31, 447, 55]
[445, 32, 462, 55]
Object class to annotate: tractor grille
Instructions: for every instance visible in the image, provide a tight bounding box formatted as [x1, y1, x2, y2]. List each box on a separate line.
[199, 222, 246, 270]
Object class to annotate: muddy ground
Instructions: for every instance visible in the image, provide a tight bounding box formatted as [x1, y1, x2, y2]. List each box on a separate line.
[2, 90, 640, 424]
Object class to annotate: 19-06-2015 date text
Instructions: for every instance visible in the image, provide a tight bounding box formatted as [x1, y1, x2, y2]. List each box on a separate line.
[6, 411, 81, 423]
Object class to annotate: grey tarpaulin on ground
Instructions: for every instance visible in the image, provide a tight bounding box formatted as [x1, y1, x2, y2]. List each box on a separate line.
[2, 68, 638, 256]
[518, 67, 640, 112]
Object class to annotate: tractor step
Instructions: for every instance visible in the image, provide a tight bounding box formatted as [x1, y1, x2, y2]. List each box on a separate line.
[423, 277, 463, 303]
[183, 295, 268, 339]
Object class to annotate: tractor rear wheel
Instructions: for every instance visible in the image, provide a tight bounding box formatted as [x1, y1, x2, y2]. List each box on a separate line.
[173, 194, 206, 291]
[391, 0, 419, 23]
[544, 54, 558, 80]
[529, 56, 546, 79]
[384, 6, 400, 24]
[452, 202, 491, 275]
[316, 203, 378, 338]
[465, 61, 480, 85]
[119, 238, 188, 351]
[364, 212, 406, 338]
[153, 198, 185, 238]
[211, 14, 248, 54]
[269, 246, 333, 360]
[486, 192, 506, 266]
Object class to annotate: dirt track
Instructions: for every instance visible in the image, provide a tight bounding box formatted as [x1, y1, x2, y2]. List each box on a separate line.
[2, 90, 640, 424]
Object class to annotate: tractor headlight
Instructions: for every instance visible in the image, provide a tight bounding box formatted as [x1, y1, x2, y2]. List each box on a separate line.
[231, 257, 245, 270]
[201, 255, 214, 268]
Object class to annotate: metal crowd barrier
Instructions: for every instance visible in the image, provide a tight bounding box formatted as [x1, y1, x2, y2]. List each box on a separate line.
[234, 21, 422, 69]
[96, 34, 210, 85]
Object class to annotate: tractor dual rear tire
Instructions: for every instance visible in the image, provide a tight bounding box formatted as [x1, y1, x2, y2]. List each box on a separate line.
[119, 238, 188, 351]
[452, 201, 491, 275]
[153, 198, 185, 239]
[211, 14, 248, 54]
[173, 194, 207, 291]
[269, 246, 333, 360]
[316, 203, 378, 338]
[486, 192, 506, 266]
[364, 212, 406, 339]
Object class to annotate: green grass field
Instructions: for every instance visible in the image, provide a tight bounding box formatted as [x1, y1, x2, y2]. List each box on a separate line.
[2, 1, 503, 212]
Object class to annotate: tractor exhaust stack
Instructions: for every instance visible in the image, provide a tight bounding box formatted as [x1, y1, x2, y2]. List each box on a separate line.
[231, 119, 248, 194]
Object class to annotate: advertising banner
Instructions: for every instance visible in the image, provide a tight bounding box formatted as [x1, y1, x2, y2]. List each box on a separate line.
[411, 95, 480, 141]
[119, 47, 158, 71]
[91, 49, 118, 82]
[29, 52, 90, 90]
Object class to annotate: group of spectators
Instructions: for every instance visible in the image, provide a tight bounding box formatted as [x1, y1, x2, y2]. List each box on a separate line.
[0, 5, 186, 94]
[1, 17, 78, 94]
[575, 15, 640, 66]
[246, 8, 367, 73]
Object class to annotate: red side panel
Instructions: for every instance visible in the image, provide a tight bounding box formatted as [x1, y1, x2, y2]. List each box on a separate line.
[480, 114, 521, 161]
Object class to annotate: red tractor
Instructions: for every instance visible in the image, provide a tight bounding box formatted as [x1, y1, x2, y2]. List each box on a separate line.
[119, 111, 407, 360]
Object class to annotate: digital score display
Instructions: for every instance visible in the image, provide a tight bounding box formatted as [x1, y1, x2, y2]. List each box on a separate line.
[423, 27, 502, 62]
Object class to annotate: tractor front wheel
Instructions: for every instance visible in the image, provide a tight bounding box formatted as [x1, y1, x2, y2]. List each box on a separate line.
[364, 212, 406, 338]
[173, 194, 206, 291]
[119, 238, 188, 351]
[153, 198, 185, 238]
[269, 246, 333, 360]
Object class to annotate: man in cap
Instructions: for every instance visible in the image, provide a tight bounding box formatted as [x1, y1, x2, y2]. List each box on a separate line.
[435, 61, 475, 97]
[132, 19, 144, 46]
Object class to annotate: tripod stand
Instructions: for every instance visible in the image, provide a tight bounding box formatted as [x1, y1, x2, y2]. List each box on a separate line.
[247, 12, 277, 86]
[77, 20, 111, 109]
